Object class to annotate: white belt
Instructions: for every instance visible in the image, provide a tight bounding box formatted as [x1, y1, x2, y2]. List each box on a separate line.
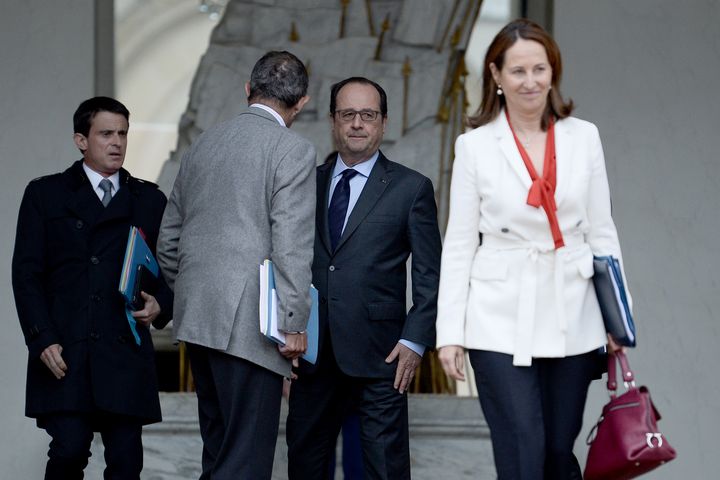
[481, 234, 585, 366]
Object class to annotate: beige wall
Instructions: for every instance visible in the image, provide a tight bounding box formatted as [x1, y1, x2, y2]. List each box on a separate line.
[554, 1, 720, 477]
[0, 1, 101, 477]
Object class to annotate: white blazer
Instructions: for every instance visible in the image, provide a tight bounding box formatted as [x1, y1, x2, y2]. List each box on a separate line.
[436, 111, 627, 366]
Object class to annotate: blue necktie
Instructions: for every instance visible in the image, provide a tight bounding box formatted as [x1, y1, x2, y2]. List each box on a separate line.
[328, 169, 358, 251]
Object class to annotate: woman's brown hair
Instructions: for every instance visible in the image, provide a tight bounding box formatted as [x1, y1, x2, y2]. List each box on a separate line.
[467, 18, 574, 130]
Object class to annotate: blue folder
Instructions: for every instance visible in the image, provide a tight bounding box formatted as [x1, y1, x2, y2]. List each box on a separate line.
[259, 259, 319, 364]
[118, 226, 159, 345]
[592, 255, 636, 347]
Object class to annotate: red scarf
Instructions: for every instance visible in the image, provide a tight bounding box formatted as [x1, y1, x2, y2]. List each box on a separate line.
[506, 110, 565, 249]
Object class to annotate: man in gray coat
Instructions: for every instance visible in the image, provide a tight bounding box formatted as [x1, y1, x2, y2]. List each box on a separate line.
[157, 51, 315, 480]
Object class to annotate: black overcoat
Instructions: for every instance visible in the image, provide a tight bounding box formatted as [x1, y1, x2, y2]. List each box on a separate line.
[12, 160, 173, 424]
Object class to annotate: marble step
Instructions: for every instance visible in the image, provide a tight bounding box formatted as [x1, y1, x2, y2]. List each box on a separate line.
[88, 392, 495, 479]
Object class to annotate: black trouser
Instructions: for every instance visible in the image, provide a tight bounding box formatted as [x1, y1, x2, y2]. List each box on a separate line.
[287, 338, 410, 480]
[186, 342, 283, 480]
[39, 412, 143, 480]
[469, 350, 600, 480]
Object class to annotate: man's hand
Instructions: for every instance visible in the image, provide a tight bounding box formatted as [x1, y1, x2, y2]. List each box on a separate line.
[279, 332, 307, 360]
[385, 343, 422, 394]
[131, 292, 161, 327]
[438, 345, 466, 381]
[40, 344, 67, 379]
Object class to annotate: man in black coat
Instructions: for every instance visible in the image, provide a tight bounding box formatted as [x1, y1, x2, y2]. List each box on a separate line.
[286, 78, 442, 479]
[12, 97, 173, 479]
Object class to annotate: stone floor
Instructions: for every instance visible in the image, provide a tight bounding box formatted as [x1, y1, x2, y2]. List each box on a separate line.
[87, 392, 495, 479]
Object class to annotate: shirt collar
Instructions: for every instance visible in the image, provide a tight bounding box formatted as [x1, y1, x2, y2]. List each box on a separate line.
[333, 151, 379, 179]
[82, 162, 120, 192]
[249, 103, 286, 127]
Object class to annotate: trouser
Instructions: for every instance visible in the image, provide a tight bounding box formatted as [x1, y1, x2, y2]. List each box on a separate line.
[39, 411, 143, 480]
[287, 337, 410, 480]
[186, 342, 283, 480]
[328, 412, 365, 479]
[469, 349, 601, 480]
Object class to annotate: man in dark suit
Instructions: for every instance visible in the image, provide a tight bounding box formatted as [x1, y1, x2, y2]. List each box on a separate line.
[12, 97, 173, 479]
[286, 77, 442, 480]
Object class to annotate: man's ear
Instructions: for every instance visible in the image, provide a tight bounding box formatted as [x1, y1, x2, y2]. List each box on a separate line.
[73, 133, 87, 152]
[294, 95, 310, 114]
[244, 82, 251, 99]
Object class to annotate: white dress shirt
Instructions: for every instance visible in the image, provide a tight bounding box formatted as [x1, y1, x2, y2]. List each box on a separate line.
[83, 162, 120, 202]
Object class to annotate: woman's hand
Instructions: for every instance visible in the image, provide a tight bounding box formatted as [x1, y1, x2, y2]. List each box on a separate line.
[438, 345, 466, 381]
[607, 333, 625, 354]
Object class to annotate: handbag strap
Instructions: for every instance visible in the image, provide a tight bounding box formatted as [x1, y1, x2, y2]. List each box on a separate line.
[607, 351, 635, 394]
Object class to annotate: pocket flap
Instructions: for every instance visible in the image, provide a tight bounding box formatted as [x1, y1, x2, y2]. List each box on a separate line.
[576, 256, 594, 279]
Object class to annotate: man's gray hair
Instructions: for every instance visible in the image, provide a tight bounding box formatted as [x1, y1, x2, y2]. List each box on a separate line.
[248, 51, 308, 109]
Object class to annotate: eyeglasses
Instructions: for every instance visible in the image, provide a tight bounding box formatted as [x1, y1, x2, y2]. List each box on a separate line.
[334, 109, 382, 123]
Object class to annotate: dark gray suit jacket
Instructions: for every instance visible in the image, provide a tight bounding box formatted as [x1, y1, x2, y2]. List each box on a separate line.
[305, 152, 442, 378]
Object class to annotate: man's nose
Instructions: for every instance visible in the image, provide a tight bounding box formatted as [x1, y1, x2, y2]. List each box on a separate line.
[351, 114, 363, 128]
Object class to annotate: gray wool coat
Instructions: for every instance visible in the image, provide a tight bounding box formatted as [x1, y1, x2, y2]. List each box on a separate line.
[157, 106, 316, 376]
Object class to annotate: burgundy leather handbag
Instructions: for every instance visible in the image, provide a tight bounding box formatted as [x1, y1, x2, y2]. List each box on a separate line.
[584, 351, 676, 480]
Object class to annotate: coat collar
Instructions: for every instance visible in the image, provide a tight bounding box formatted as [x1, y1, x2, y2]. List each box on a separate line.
[62, 160, 135, 225]
[317, 151, 393, 255]
[490, 111, 574, 206]
[241, 105, 285, 126]
[491, 112, 532, 189]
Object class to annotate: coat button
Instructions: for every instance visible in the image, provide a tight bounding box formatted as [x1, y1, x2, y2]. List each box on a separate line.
[90, 332, 100, 341]
[75, 220, 84, 229]
[329, 265, 335, 271]
[320, 298, 327, 305]
[117, 335, 127, 344]
[288, 312, 294, 317]
[89, 294, 100, 302]
[90, 256, 100, 265]
[501, 227, 509, 233]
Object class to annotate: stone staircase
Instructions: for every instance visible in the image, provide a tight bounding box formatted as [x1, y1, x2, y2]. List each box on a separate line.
[88, 392, 495, 479]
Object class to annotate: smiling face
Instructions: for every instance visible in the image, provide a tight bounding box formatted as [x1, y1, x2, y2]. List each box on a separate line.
[73, 111, 128, 177]
[491, 38, 553, 118]
[331, 82, 386, 166]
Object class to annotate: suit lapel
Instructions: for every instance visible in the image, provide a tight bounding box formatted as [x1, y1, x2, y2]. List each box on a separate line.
[63, 161, 104, 225]
[317, 162, 334, 254]
[334, 153, 391, 253]
[553, 119, 573, 206]
[493, 114, 532, 189]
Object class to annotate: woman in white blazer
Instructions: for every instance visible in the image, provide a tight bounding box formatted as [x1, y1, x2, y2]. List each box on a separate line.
[436, 19, 627, 480]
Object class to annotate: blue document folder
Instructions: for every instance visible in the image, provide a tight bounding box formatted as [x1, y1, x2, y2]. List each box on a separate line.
[118, 226, 159, 345]
[592, 255, 636, 347]
[259, 259, 319, 364]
